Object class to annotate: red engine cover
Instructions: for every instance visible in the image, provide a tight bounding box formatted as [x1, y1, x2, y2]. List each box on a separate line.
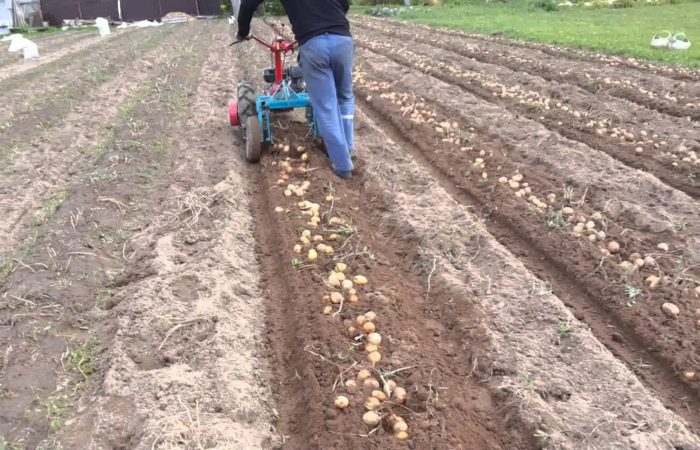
[229, 100, 240, 126]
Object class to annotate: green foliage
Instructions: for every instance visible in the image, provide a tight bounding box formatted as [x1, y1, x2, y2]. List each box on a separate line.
[266, 0, 286, 15]
[386, 1, 700, 67]
[531, 0, 559, 11]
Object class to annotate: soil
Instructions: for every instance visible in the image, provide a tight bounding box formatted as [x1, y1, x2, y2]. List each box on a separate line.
[1, 16, 700, 450]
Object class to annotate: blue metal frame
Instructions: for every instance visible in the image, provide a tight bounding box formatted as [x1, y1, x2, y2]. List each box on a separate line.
[256, 79, 317, 143]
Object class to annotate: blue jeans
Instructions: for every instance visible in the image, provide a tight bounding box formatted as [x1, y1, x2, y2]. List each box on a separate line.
[300, 34, 354, 173]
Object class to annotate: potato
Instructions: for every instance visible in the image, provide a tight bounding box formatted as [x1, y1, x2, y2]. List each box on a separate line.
[364, 311, 377, 321]
[363, 378, 380, 389]
[370, 390, 386, 401]
[342, 279, 354, 291]
[354, 275, 368, 285]
[365, 343, 378, 353]
[274, 206, 284, 213]
[607, 241, 620, 254]
[362, 411, 380, 426]
[393, 387, 407, 404]
[356, 315, 367, 326]
[330, 292, 343, 304]
[335, 262, 347, 272]
[347, 326, 358, 338]
[364, 396, 381, 410]
[362, 322, 376, 334]
[368, 351, 381, 366]
[308, 249, 318, 261]
[293, 244, 302, 254]
[345, 379, 358, 392]
[657, 243, 669, 252]
[357, 369, 370, 381]
[395, 431, 409, 441]
[323, 306, 332, 315]
[335, 396, 349, 409]
[367, 332, 382, 345]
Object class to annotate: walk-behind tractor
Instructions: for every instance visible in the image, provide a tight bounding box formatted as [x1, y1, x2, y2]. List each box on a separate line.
[228, 34, 317, 163]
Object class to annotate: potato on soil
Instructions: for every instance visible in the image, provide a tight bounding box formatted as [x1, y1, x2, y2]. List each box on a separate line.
[335, 262, 347, 272]
[330, 292, 343, 304]
[335, 395, 350, 409]
[395, 431, 409, 441]
[364, 378, 380, 389]
[353, 275, 368, 285]
[357, 369, 371, 381]
[607, 241, 620, 254]
[368, 351, 381, 366]
[364, 396, 381, 410]
[308, 249, 318, 261]
[393, 387, 407, 404]
[345, 379, 358, 392]
[367, 332, 382, 345]
[372, 390, 387, 401]
[362, 411, 380, 426]
[364, 311, 377, 321]
[362, 322, 376, 334]
[323, 306, 332, 315]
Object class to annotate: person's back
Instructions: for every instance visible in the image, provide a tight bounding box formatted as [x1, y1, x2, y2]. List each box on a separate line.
[237, 0, 356, 179]
[281, 0, 350, 45]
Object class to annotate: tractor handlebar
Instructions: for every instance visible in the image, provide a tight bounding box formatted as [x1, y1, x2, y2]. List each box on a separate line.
[242, 34, 298, 53]
[231, 34, 298, 54]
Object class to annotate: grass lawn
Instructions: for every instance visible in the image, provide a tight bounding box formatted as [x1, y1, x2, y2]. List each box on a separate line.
[357, 1, 700, 67]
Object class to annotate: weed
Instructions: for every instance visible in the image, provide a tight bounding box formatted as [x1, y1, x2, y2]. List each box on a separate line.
[39, 393, 73, 433]
[686, 172, 697, 186]
[674, 219, 687, 232]
[625, 285, 643, 299]
[95, 288, 113, 310]
[0, 260, 14, 279]
[547, 210, 570, 230]
[66, 336, 101, 379]
[534, 429, 551, 443]
[291, 258, 303, 269]
[625, 285, 643, 306]
[522, 373, 536, 389]
[447, 242, 459, 258]
[33, 191, 66, 226]
[557, 323, 572, 336]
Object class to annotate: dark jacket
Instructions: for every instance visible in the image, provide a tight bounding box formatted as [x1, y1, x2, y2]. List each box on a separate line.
[237, 0, 351, 45]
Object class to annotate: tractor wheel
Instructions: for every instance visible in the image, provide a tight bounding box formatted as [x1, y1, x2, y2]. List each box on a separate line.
[245, 115, 262, 163]
[237, 81, 257, 137]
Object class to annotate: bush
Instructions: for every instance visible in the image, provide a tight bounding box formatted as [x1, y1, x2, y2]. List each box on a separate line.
[531, 0, 559, 10]
[266, 0, 286, 15]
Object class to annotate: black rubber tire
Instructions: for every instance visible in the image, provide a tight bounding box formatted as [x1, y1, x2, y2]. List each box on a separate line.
[245, 115, 262, 163]
[237, 81, 257, 137]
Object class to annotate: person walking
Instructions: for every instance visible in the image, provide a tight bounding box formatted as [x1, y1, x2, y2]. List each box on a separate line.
[236, 0, 355, 179]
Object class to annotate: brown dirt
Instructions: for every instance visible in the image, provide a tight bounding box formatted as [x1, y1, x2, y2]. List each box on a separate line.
[351, 19, 700, 200]
[0, 30, 113, 81]
[352, 17, 700, 120]
[2, 15, 700, 450]
[349, 47, 700, 429]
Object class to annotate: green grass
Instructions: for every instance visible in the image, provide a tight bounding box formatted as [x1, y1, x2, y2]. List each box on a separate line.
[367, 1, 700, 67]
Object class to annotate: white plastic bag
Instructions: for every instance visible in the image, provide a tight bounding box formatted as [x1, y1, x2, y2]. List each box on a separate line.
[7, 36, 39, 59]
[669, 33, 691, 50]
[650, 30, 671, 48]
[96, 17, 111, 36]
